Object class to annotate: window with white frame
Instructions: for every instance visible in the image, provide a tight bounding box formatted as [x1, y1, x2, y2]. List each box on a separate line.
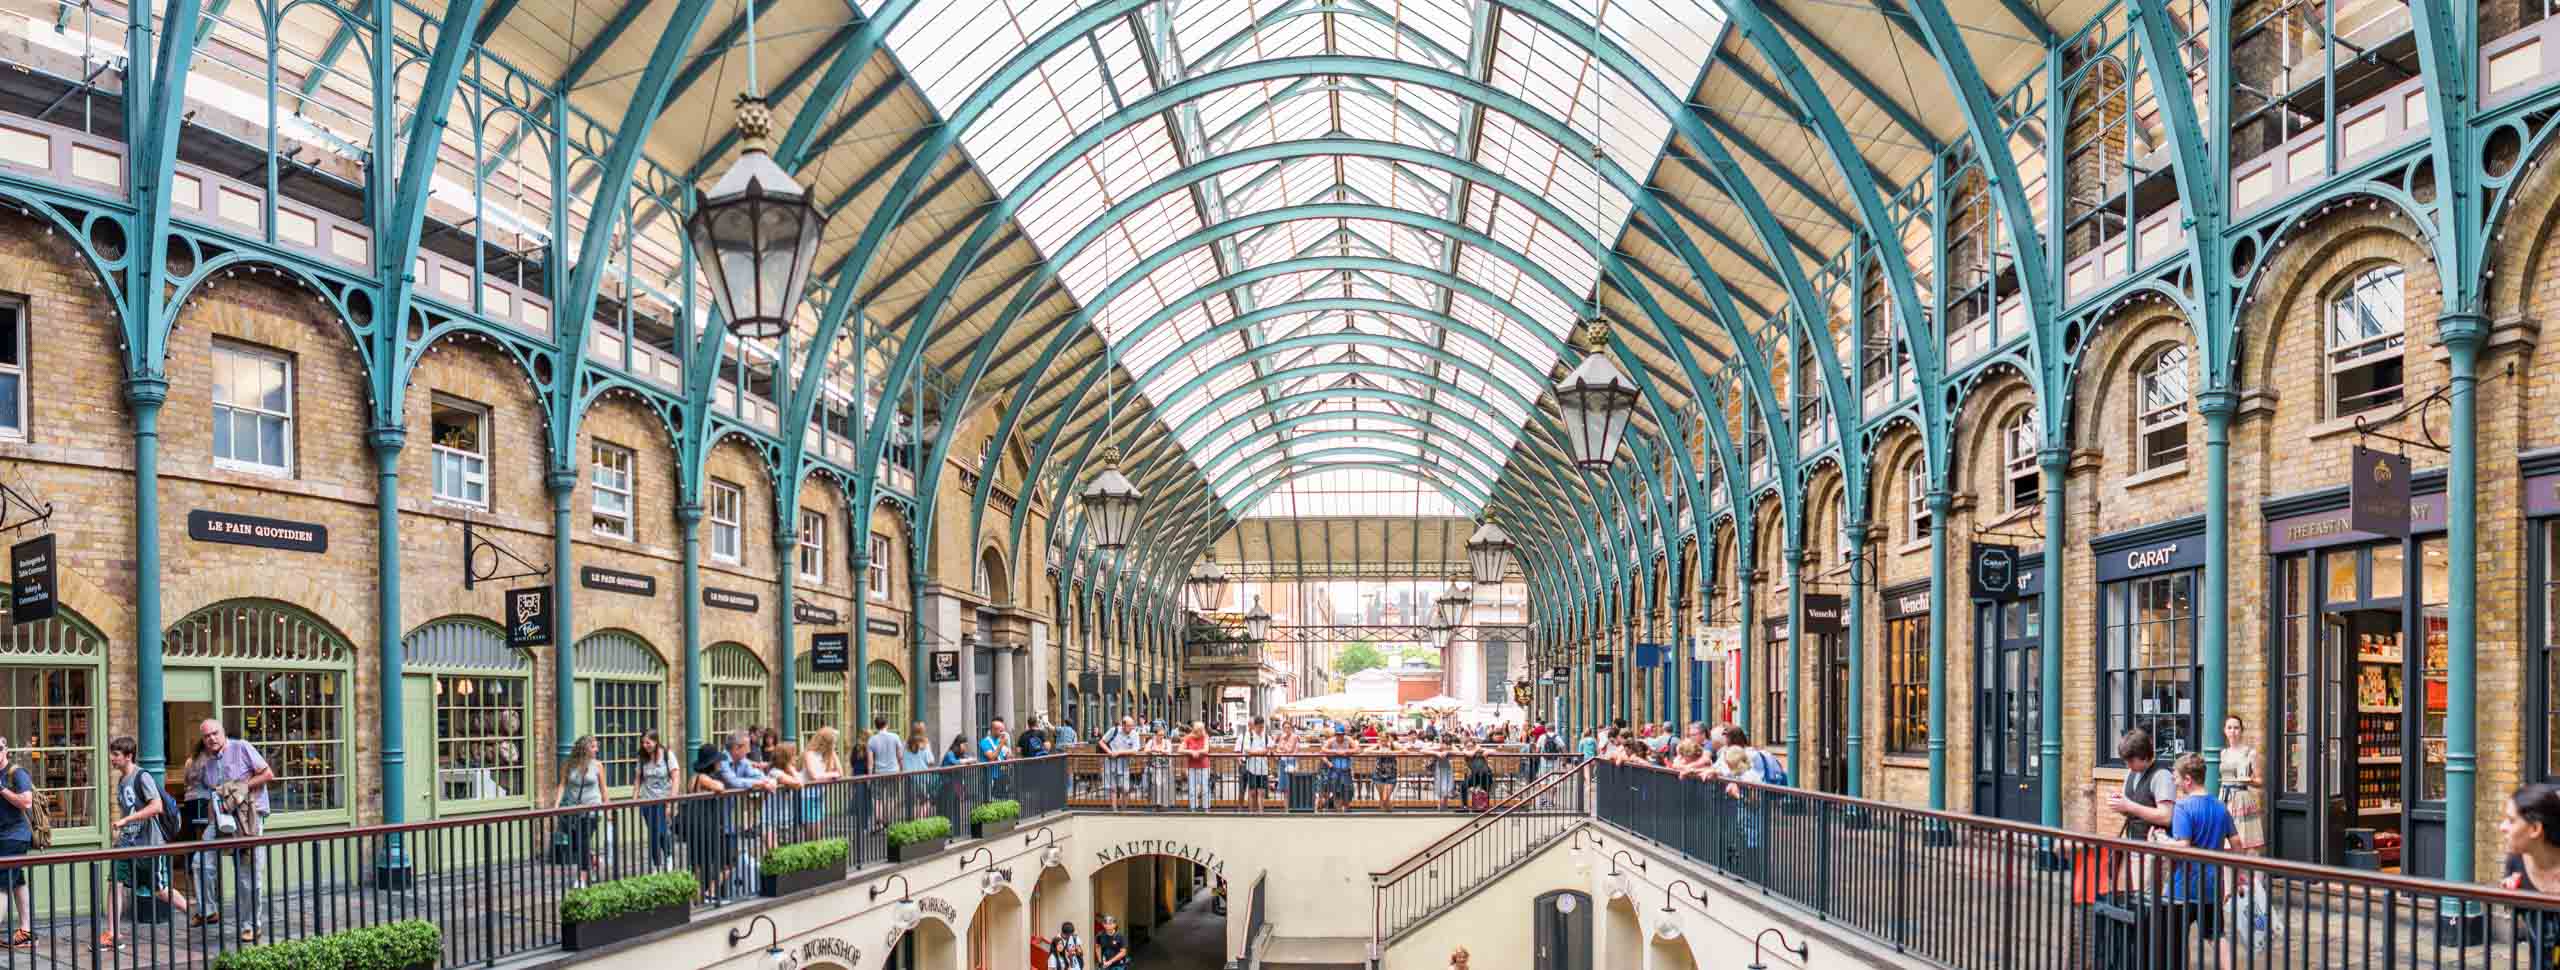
[1904, 454, 1930, 540]
[2137, 345, 2191, 470]
[797, 509, 826, 583]
[2327, 266, 2407, 418]
[868, 533, 892, 600]
[429, 397, 490, 507]
[2001, 406, 2040, 514]
[211, 341, 294, 475]
[708, 480, 743, 564]
[0, 299, 23, 439]
[591, 443, 634, 539]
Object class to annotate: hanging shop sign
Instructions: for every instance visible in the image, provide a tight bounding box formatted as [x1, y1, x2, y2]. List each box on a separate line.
[505, 586, 553, 648]
[2266, 489, 2446, 553]
[2348, 445, 2413, 538]
[867, 617, 900, 637]
[1633, 643, 1660, 668]
[930, 650, 961, 683]
[1801, 594, 1844, 635]
[702, 587, 759, 613]
[1970, 544, 2019, 600]
[2092, 521, 2208, 583]
[187, 510, 326, 553]
[1103, 673, 1127, 694]
[1548, 665, 1569, 681]
[810, 632, 850, 673]
[794, 602, 841, 625]
[1512, 683, 1533, 706]
[1079, 672, 1102, 693]
[1882, 582, 1932, 621]
[9, 534, 56, 624]
[579, 565, 657, 597]
[1762, 613, 1790, 642]
[1593, 652, 1615, 674]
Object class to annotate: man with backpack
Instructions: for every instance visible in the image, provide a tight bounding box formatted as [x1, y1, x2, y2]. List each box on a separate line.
[0, 736, 35, 948]
[102, 736, 190, 948]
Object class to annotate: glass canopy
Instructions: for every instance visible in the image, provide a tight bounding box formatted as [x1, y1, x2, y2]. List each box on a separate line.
[884, 0, 1728, 511]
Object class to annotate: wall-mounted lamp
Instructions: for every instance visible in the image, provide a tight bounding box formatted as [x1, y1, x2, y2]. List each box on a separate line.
[1749, 928, 1809, 969]
[1661, 878, 1708, 918]
[725, 913, 789, 968]
[1025, 826, 1064, 870]
[1607, 850, 1647, 877]
[868, 874, 921, 930]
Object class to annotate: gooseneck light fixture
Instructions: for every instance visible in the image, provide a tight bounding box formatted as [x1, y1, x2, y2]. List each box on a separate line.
[685, 0, 824, 340]
[726, 913, 789, 968]
[1748, 928, 1810, 969]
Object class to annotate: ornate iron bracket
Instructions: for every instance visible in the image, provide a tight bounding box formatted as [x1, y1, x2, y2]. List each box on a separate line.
[2352, 383, 2460, 456]
[463, 518, 551, 589]
[0, 479, 52, 536]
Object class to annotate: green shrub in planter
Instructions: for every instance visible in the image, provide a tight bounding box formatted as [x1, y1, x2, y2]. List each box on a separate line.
[211, 919, 440, 970]
[763, 837, 850, 877]
[561, 871, 696, 926]
[968, 800, 1022, 826]
[886, 816, 952, 848]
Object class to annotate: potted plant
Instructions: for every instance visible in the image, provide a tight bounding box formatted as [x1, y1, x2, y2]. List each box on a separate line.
[760, 836, 850, 897]
[211, 920, 440, 970]
[560, 871, 694, 950]
[887, 816, 953, 863]
[970, 799, 1022, 839]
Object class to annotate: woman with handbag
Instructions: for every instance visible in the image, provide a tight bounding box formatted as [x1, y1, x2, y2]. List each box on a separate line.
[550, 735, 610, 888]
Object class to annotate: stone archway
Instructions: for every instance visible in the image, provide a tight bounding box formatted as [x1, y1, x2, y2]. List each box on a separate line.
[1085, 850, 1229, 969]
[967, 879, 1031, 970]
[884, 916, 961, 970]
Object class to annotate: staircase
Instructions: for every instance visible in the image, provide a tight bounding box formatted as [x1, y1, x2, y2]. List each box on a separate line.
[1367, 760, 1591, 950]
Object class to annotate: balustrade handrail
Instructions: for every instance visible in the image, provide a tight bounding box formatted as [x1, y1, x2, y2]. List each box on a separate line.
[1370, 758, 1589, 886]
[1602, 759, 2549, 908]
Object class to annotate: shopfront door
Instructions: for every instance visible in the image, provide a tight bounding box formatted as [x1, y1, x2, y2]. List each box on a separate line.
[1818, 631, 1847, 794]
[1533, 891, 1592, 970]
[1972, 596, 2041, 823]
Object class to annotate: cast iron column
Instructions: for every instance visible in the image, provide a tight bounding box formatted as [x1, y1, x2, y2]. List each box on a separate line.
[370, 427, 408, 830]
[1926, 488, 1952, 809]
[852, 555, 872, 735]
[1845, 519, 1868, 797]
[678, 502, 704, 751]
[2039, 447, 2067, 827]
[129, 379, 168, 774]
[2442, 313, 2485, 881]
[775, 529, 800, 740]
[549, 470, 579, 759]
[2197, 388, 2236, 794]
[1785, 541, 1804, 781]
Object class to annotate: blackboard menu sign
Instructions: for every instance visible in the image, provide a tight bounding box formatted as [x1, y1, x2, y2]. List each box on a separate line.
[810, 632, 850, 672]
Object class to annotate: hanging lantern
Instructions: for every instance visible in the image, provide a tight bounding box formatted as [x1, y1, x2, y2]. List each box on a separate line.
[1081, 447, 1143, 550]
[1432, 589, 1468, 631]
[1186, 556, 1230, 613]
[1554, 315, 1640, 469]
[1467, 518, 1515, 585]
[686, 95, 827, 340]
[1245, 597, 1273, 641]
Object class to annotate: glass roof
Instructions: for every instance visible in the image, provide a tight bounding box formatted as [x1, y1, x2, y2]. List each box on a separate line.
[1242, 467, 1470, 518]
[884, 0, 1727, 512]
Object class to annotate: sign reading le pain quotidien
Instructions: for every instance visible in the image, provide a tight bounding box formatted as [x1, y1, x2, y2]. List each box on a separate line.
[187, 510, 327, 553]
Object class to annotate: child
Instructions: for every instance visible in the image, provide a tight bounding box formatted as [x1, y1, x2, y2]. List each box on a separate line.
[103, 736, 189, 948]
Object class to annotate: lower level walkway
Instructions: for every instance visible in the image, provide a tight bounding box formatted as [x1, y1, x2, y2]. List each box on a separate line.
[1128, 889, 1224, 970]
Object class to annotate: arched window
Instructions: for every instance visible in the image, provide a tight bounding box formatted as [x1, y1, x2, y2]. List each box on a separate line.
[795, 652, 845, 736]
[2136, 344, 2192, 469]
[573, 631, 666, 791]
[866, 661, 909, 734]
[705, 643, 770, 739]
[2327, 266, 2407, 417]
[0, 609, 104, 841]
[2001, 406, 2040, 513]
[1903, 454, 1930, 540]
[167, 600, 354, 821]
[405, 617, 533, 814]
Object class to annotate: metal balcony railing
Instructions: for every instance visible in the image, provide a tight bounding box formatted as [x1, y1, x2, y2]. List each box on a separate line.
[1369, 760, 1591, 947]
[1595, 761, 2560, 970]
[0, 757, 1068, 969]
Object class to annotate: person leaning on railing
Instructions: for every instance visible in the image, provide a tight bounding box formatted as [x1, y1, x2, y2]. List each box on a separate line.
[2499, 783, 2560, 969]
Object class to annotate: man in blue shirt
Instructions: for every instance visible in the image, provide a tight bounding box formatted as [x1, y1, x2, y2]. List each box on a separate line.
[1051, 717, 1080, 751]
[2163, 752, 2234, 943]
[979, 719, 1012, 797]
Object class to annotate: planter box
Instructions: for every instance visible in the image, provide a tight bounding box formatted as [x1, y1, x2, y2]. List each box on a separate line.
[563, 901, 690, 951]
[971, 817, 1016, 840]
[760, 862, 846, 898]
[888, 835, 949, 863]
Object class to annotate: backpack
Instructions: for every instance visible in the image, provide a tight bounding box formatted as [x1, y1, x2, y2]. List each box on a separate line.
[121, 771, 181, 844]
[1752, 750, 1791, 788]
[17, 770, 49, 850]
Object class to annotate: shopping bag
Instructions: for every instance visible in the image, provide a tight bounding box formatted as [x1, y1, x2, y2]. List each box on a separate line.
[2070, 845, 2116, 905]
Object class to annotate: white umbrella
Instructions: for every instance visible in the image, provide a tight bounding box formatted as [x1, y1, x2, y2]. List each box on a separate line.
[1404, 694, 1466, 716]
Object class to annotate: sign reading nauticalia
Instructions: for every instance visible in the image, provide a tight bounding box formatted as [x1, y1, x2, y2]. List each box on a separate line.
[1093, 839, 1225, 877]
[188, 510, 326, 552]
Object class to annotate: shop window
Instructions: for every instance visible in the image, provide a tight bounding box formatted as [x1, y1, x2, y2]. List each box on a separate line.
[0, 663, 97, 837]
[167, 601, 353, 821]
[2001, 406, 2040, 514]
[706, 643, 768, 739]
[867, 660, 908, 733]
[0, 298, 24, 439]
[1903, 454, 1930, 540]
[2136, 345, 2191, 469]
[708, 479, 743, 564]
[1764, 632, 1787, 746]
[798, 510, 826, 583]
[868, 534, 893, 601]
[2098, 572, 2199, 764]
[591, 442, 634, 539]
[1885, 612, 1929, 754]
[430, 397, 490, 508]
[407, 618, 531, 813]
[211, 340, 294, 476]
[797, 653, 845, 737]
[2326, 266, 2407, 418]
[575, 632, 665, 790]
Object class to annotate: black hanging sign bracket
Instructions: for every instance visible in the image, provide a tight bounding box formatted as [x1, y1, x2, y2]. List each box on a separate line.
[464, 518, 551, 590]
[0, 480, 51, 537]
